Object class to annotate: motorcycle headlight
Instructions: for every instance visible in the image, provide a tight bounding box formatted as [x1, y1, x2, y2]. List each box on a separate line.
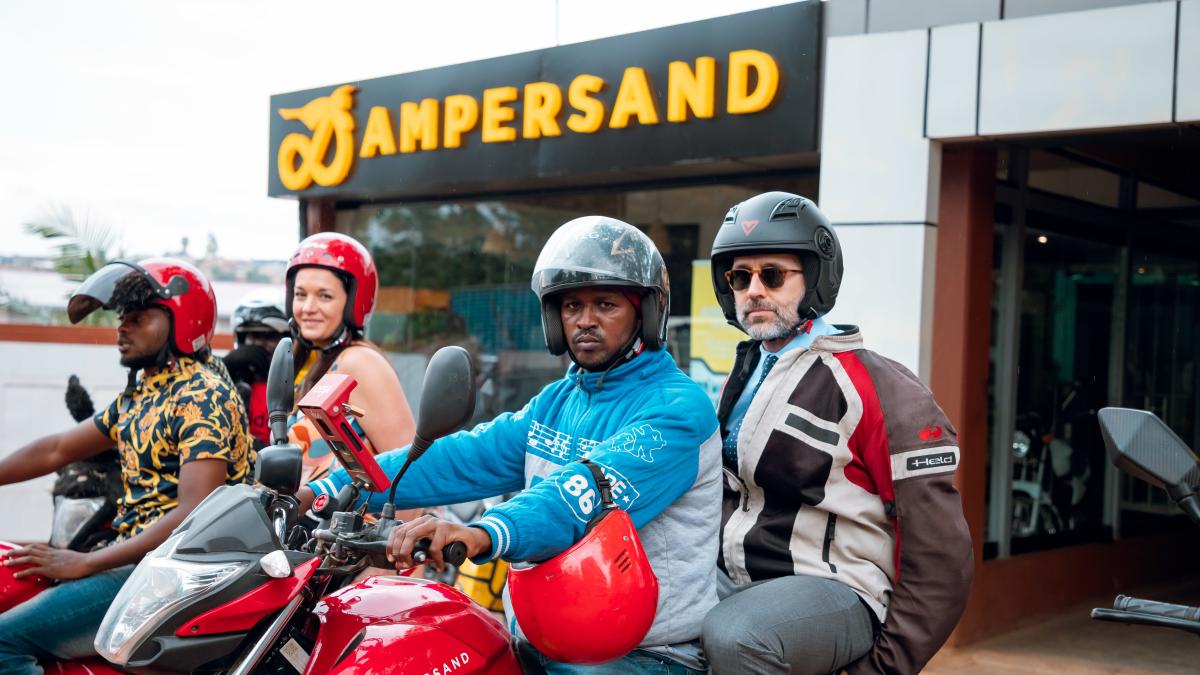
[1012, 430, 1031, 459]
[94, 533, 246, 665]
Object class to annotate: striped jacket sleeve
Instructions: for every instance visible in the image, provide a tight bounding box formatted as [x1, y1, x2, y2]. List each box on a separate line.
[839, 350, 974, 675]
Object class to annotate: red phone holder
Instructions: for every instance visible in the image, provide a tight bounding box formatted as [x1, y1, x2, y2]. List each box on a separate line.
[296, 374, 391, 493]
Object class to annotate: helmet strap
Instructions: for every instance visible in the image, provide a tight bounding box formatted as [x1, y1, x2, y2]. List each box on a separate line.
[580, 459, 617, 534]
[289, 318, 352, 355]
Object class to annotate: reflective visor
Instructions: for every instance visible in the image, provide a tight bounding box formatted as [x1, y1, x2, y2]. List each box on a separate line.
[66, 260, 159, 324]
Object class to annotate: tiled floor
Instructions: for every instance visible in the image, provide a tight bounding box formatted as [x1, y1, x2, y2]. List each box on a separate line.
[925, 582, 1200, 674]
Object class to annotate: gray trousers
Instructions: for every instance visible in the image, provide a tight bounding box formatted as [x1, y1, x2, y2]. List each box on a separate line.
[701, 572, 877, 675]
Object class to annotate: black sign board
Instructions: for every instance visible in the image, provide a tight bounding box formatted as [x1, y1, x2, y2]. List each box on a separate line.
[267, 1, 820, 200]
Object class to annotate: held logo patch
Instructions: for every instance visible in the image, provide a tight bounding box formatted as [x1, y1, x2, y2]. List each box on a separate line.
[907, 452, 956, 471]
[892, 446, 959, 480]
[609, 424, 665, 463]
[556, 463, 640, 522]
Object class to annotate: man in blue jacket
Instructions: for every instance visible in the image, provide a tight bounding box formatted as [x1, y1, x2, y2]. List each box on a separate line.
[296, 216, 722, 673]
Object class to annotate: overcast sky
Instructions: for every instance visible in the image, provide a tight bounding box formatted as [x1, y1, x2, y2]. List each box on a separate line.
[0, 0, 793, 262]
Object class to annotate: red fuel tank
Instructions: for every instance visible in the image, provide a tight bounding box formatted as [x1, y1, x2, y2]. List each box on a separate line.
[0, 541, 52, 613]
[307, 575, 521, 675]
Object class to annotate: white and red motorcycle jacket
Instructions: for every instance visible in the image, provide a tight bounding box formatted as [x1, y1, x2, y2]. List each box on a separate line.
[717, 327, 973, 675]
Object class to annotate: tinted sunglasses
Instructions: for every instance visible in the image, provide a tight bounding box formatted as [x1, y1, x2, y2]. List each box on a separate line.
[724, 267, 804, 291]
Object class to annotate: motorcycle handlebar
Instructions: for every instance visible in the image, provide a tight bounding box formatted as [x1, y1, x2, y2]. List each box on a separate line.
[341, 536, 468, 568]
[1113, 595, 1200, 622]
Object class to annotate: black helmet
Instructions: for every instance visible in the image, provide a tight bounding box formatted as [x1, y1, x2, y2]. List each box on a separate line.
[531, 216, 670, 356]
[710, 191, 843, 329]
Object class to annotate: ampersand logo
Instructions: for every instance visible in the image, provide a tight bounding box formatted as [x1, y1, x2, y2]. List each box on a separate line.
[277, 85, 358, 191]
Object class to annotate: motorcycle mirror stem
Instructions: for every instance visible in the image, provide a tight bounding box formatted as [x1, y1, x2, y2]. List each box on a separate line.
[380, 346, 477, 520]
[256, 338, 303, 497]
[266, 338, 295, 446]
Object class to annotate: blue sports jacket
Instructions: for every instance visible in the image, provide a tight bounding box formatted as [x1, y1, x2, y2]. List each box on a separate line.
[307, 347, 722, 647]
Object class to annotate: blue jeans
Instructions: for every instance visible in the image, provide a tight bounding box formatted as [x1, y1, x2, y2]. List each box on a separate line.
[0, 565, 134, 675]
[538, 647, 706, 675]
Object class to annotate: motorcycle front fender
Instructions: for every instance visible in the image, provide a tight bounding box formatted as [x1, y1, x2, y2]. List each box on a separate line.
[307, 575, 520, 675]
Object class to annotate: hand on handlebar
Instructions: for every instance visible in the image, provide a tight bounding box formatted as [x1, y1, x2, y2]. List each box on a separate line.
[386, 514, 491, 572]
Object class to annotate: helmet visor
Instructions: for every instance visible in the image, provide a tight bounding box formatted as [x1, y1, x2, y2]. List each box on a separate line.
[531, 217, 667, 298]
[66, 261, 188, 324]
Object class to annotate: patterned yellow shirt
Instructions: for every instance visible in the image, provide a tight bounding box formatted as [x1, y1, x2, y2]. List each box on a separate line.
[94, 356, 254, 540]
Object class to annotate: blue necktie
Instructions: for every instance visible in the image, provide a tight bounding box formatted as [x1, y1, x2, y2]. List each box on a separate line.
[723, 354, 779, 465]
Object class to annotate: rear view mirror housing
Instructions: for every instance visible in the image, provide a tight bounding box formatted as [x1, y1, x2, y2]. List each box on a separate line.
[1097, 407, 1199, 494]
[414, 346, 477, 445]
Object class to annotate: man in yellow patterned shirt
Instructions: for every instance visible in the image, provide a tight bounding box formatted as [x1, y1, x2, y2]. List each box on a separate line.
[0, 258, 252, 673]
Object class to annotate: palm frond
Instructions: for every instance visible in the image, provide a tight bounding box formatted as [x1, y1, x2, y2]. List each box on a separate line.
[23, 203, 119, 280]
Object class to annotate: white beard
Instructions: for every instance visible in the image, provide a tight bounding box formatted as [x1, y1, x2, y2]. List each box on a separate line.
[737, 300, 801, 342]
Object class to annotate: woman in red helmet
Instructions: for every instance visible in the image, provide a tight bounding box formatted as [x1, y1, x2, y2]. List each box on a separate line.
[285, 233, 416, 487]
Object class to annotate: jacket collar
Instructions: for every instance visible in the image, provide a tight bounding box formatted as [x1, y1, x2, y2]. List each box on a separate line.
[568, 348, 671, 394]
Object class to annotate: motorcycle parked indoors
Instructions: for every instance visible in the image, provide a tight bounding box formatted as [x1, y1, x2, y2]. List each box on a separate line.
[1091, 407, 1200, 637]
[3, 339, 527, 674]
[1011, 409, 1092, 538]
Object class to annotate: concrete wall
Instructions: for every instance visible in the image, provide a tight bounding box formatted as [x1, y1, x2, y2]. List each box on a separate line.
[0, 341, 127, 541]
[819, 0, 1194, 381]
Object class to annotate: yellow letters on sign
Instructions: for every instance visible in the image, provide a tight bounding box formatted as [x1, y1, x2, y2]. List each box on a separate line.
[482, 87, 519, 143]
[443, 95, 480, 149]
[609, 67, 659, 129]
[277, 84, 358, 190]
[400, 99, 439, 152]
[523, 82, 563, 139]
[360, 106, 397, 158]
[727, 49, 779, 115]
[566, 75, 606, 134]
[276, 49, 788, 191]
[667, 57, 715, 122]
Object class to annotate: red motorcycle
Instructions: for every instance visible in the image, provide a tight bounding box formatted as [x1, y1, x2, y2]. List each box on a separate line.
[4, 340, 527, 674]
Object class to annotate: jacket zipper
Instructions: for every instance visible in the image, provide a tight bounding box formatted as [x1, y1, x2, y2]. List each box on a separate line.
[821, 513, 838, 573]
[723, 466, 751, 512]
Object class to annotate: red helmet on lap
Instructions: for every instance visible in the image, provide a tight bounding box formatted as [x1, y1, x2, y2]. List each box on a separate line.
[67, 257, 216, 356]
[507, 464, 659, 664]
[286, 232, 378, 331]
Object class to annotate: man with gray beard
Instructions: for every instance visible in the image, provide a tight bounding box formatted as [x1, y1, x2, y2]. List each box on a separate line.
[701, 192, 972, 675]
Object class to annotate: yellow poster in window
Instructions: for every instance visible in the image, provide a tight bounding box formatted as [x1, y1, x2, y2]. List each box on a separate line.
[689, 260, 745, 407]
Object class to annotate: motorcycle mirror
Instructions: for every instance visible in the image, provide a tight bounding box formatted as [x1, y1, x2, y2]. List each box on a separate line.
[266, 338, 294, 446]
[413, 346, 477, 451]
[1097, 407, 1199, 494]
[255, 444, 303, 496]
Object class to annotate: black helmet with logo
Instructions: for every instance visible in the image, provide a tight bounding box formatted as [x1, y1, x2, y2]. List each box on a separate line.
[710, 191, 843, 329]
[531, 216, 670, 356]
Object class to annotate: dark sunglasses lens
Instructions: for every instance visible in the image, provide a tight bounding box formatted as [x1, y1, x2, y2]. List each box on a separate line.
[728, 270, 752, 291]
[759, 268, 787, 288]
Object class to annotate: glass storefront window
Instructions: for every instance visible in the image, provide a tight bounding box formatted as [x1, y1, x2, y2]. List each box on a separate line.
[1010, 227, 1116, 550]
[334, 175, 817, 421]
[987, 144, 1200, 557]
[1120, 252, 1200, 534]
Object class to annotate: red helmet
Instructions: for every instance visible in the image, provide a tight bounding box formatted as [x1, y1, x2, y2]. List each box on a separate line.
[67, 257, 216, 356]
[286, 232, 378, 331]
[507, 472, 658, 664]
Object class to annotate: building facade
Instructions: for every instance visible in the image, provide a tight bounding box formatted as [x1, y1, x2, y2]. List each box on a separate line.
[269, 0, 1200, 643]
